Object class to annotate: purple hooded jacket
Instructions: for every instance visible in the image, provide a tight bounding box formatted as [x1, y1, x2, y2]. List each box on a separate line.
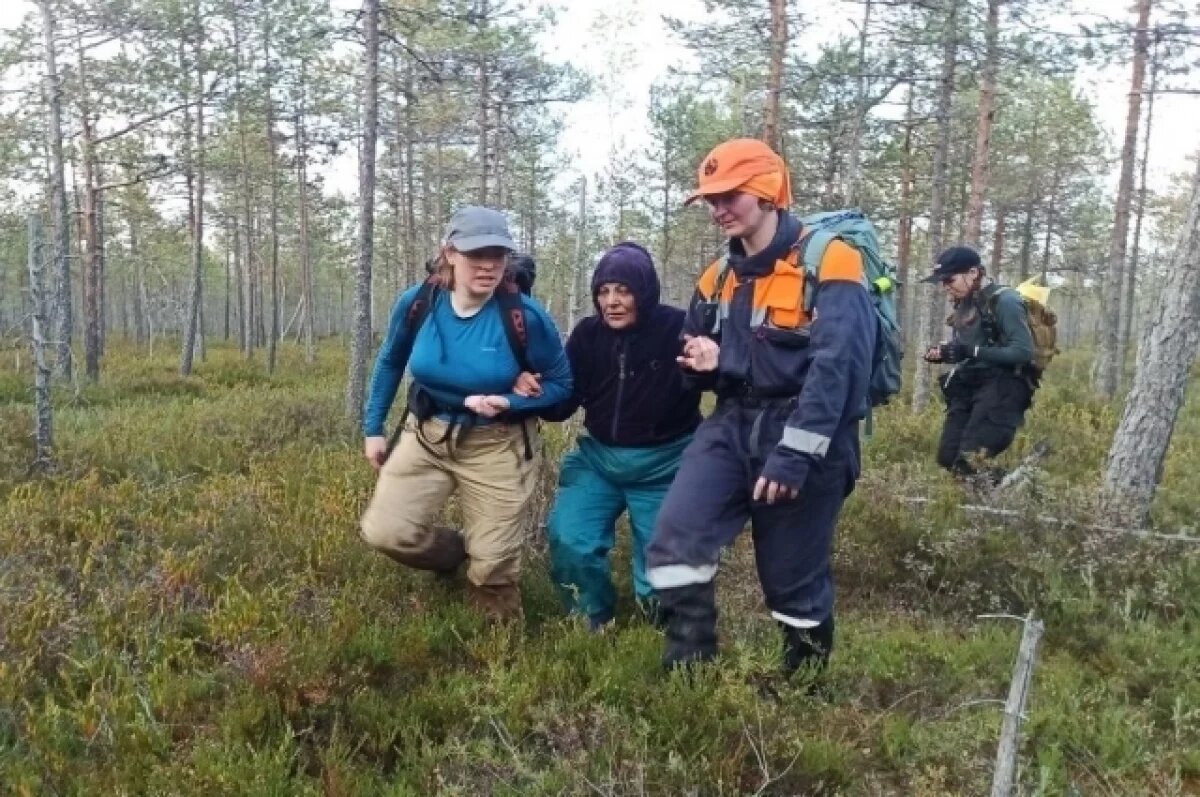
[542, 242, 702, 447]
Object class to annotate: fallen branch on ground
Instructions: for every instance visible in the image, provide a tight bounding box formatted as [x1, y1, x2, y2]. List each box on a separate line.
[898, 496, 1199, 543]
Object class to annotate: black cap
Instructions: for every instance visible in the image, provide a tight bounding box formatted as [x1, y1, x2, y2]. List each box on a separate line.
[921, 245, 982, 283]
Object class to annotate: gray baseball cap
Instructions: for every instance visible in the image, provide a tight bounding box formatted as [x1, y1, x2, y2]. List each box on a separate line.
[443, 205, 517, 252]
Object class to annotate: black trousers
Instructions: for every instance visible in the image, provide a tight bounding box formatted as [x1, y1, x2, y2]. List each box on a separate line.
[937, 369, 1033, 475]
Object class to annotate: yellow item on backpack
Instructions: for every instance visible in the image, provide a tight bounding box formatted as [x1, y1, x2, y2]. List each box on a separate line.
[996, 277, 1058, 374]
[1015, 276, 1051, 307]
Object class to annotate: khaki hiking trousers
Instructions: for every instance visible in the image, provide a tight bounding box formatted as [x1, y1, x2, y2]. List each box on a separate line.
[360, 415, 540, 588]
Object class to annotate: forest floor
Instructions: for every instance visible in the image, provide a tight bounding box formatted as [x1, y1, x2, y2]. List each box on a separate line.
[1, 342, 1197, 795]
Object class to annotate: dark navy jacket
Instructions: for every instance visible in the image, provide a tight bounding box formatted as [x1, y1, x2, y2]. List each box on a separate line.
[683, 211, 876, 491]
[542, 244, 702, 447]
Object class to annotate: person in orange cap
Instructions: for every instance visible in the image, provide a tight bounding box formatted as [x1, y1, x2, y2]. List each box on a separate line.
[645, 138, 877, 678]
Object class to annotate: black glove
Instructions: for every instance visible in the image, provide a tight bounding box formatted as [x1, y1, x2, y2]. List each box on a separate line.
[939, 342, 973, 364]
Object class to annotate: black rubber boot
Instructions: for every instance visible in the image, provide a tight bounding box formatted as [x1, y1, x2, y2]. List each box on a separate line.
[637, 596, 667, 630]
[659, 581, 719, 670]
[781, 615, 835, 677]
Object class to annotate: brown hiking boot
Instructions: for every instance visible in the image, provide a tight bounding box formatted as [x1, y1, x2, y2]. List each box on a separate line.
[384, 525, 467, 575]
[465, 582, 523, 623]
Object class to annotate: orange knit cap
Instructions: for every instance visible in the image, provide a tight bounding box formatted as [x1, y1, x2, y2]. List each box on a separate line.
[683, 138, 793, 209]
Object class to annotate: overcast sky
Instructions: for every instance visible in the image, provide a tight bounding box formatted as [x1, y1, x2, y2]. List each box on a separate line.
[537, 0, 1197, 197]
[2, 0, 1196, 202]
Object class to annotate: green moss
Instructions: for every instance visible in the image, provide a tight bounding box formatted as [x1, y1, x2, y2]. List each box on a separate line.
[0, 341, 1195, 794]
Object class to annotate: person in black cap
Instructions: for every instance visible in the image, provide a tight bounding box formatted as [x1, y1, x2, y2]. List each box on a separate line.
[921, 245, 1036, 481]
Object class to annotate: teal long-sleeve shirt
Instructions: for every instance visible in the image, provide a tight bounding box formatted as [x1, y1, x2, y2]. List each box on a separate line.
[363, 286, 572, 437]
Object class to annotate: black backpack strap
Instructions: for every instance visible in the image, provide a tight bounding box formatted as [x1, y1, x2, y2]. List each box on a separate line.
[978, 284, 1006, 347]
[403, 276, 443, 357]
[494, 276, 538, 459]
[383, 406, 410, 459]
[517, 418, 533, 461]
[794, 231, 821, 314]
[495, 274, 533, 373]
[386, 276, 443, 452]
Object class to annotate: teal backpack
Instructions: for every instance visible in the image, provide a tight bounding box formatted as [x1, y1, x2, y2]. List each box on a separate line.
[797, 209, 904, 412]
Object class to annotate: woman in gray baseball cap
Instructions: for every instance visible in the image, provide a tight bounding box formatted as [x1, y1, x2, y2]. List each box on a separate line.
[359, 205, 573, 622]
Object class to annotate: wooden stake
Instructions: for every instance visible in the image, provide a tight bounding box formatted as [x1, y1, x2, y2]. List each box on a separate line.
[990, 613, 1044, 797]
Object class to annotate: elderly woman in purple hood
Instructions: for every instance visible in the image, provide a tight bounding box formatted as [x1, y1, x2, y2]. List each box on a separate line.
[522, 242, 703, 629]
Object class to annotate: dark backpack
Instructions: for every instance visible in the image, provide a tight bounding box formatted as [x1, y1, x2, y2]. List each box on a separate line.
[509, 254, 537, 297]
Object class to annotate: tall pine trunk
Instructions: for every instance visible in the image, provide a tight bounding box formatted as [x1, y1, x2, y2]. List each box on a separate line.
[28, 214, 54, 468]
[896, 84, 915, 346]
[843, 0, 870, 206]
[263, 0, 280, 374]
[1040, 164, 1064, 280]
[97, 187, 107, 357]
[77, 40, 103, 382]
[569, 177, 588, 332]
[233, 219, 246, 350]
[1103, 158, 1200, 524]
[80, 114, 102, 381]
[763, 0, 787, 152]
[1120, 32, 1159, 386]
[296, 63, 316, 364]
[659, 145, 673, 293]
[964, 0, 1002, 246]
[402, 53, 418, 288]
[476, 0, 491, 203]
[181, 8, 205, 377]
[990, 208, 1007, 280]
[40, 0, 72, 381]
[492, 90, 508, 210]
[129, 201, 147, 346]
[390, 50, 403, 298]
[224, 228, 232, 341]
[346, 0, 380, 425]
[911, 0, 958, 412]
[233, 7, 256, 358]
[1093, 0, 1152, 399]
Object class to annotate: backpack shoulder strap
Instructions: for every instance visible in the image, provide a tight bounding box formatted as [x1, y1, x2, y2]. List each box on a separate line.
[988, 285, 1031, 324]
[979, 285, 1019, 345]
[794, 229, 829, 313]
[695, 256, 732, 335]
[495, 274, 534, 373]
[402, 275, 443, 358]
[982, 283, 1010, 306]
[796, 226, 838, 279]
[698, 255, 731, 299]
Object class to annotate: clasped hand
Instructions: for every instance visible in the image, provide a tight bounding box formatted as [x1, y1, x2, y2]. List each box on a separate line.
[677, 334, 719, 372]
[464, 394, 511, 418]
